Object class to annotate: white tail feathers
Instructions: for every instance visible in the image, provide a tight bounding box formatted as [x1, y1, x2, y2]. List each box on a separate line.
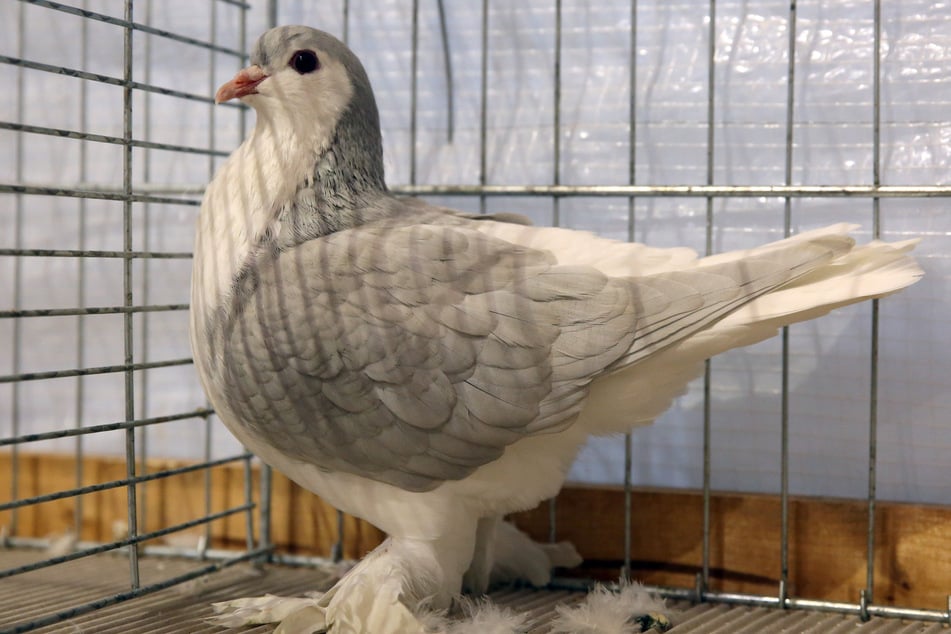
[702, 233, 921, 350]
[580, 225, 922, 434]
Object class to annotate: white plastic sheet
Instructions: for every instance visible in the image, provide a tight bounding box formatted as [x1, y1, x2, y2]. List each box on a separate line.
[0, 0, 948, 504]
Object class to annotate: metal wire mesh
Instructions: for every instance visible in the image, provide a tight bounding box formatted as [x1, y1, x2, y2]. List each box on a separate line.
[1, 1, 268, 631]
[1, 0, 949, 632]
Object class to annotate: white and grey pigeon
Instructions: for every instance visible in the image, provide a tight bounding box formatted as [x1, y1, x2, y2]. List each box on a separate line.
[192, 25, 922, 633]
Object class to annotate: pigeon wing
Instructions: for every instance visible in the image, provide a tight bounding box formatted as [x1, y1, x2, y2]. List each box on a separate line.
[210, 221, 847, 491]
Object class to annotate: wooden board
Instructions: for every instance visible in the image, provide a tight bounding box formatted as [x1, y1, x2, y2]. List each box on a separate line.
[2, 452, 949, 610]
[509, 485, 951, 610]
[0, 452, 385, 557]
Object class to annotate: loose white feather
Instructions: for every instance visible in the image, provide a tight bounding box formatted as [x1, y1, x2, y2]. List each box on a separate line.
[549, 582, 672, 634]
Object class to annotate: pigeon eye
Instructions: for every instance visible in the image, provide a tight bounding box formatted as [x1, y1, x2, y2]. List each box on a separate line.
[290, 50, 319, 74]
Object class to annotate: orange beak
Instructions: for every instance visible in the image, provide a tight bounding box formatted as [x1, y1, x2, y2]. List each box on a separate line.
[215, 65, 268, 104]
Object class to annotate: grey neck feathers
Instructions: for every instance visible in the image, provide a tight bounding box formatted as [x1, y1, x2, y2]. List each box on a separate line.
[272, 95, 389, 248]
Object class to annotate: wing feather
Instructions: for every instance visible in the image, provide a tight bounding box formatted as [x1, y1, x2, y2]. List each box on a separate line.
[210, 217, 853, 491]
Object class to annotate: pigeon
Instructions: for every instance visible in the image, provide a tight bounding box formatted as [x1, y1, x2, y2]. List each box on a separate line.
[191, 25, 922, 633]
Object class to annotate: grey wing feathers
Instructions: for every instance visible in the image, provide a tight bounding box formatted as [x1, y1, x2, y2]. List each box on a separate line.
[218, 225, 564, 490]
[213, 221, 848, 491]
[612, 236, 851, 368]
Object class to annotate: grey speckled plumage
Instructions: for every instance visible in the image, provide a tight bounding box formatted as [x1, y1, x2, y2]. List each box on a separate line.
[207, 213, 849, 491]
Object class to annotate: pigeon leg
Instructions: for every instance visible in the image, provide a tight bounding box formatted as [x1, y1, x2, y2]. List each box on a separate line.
[464, 518, 583, 592]
[462, 515, 500, 594]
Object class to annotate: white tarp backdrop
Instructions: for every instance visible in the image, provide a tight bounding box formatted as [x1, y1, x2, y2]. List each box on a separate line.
[1, 1, 949, 504]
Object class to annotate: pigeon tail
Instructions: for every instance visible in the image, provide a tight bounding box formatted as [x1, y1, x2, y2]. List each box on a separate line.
[578, 225, 922, 435]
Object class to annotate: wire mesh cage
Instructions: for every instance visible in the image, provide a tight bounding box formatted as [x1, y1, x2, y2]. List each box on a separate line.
[1, 0, 950, 632]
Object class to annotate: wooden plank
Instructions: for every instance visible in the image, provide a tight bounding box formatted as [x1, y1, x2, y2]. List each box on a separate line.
[1, 452, 948, 610]
[508, 485, 951, 611]
[0, 452, 38, 538]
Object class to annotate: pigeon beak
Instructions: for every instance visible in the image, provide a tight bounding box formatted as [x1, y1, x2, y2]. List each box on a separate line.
[215, 65, 268, 104]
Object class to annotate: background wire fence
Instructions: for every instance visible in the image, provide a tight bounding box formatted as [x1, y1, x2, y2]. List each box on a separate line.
[1, 0, 950, 631]
[0, 1, 272, 631]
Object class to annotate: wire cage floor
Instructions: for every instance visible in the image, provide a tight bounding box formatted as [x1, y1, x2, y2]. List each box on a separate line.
[1, 549, 948, 633]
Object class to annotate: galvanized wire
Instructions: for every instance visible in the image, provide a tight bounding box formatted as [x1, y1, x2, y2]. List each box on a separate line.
[22, 0, 249, 55]
[778, 0, 798, 608]
[699, 0, 718, 598]
[0, 305, 188, 319]
[9, 0, 27, 544]
[73, 0, 90, 548]
[0, 410, 215, 447]
[392, 183, 951, 197]
[1, 547, 270, 634]
[0, 122, 230, 157]
[0, 357, 194, 384]
[621, 0, 639, 583]
[865, 0, 884, 612]
[0, 505, 254, 581]
[0, 55, 241, 108]
[0, 453, 252, 513]
[547, 0, 564, 545]
[0, 1, 262, 630]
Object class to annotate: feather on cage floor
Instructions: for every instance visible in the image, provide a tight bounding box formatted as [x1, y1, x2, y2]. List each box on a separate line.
[0, 551, 946, 633]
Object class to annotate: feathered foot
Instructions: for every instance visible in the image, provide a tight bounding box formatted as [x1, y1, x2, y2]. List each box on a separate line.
[209, 537, 464, 633]
[210, 593, 328, 632]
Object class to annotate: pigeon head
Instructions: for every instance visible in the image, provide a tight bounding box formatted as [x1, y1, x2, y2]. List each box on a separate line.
[216, 26, 386, 195]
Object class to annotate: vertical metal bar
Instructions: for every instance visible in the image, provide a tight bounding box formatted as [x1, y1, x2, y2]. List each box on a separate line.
[138, 0, 154, 539]
[266, 0, 278, 31]
[700, 367, 711, 597]
[122, 0, 140, 589]
[622, 431, 632, 580]
[700, 0, 717, 595]
[243, 456, 255, 554]
[229, 0, 268, 559]
[704, 0, 716, 254]
[260, 457, 272, 555]
[626, 0, 638, 244]
[779, 0, 798, 608]
[552, 0, 562, 227]
[622, 0, 639, 583]
[8, 0, 27, 543]
[479, 0, 489, 215]
[331, 515, 345, 560]
[866, 0, 883, 609]
[238, 4, 270, 559]
[410, 0, 419, 186]
[332, 510, 345, 562]
[73, 0, 90, 539]
[201, 0, 219, 555]
[331, 0, 352, 563]
[435, 0, 454, 143]
[330, 511, 347, 561]
[548, 0, 564, 544]
[240, 6, 249, 139]
[342, 0, 350, 44]
[332, 512, 345, 560]
[203, 412, 215, 555]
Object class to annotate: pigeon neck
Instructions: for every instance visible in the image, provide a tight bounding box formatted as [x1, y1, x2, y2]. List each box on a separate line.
[269, 108, 388, 244]
[314, 121, 387, 211]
